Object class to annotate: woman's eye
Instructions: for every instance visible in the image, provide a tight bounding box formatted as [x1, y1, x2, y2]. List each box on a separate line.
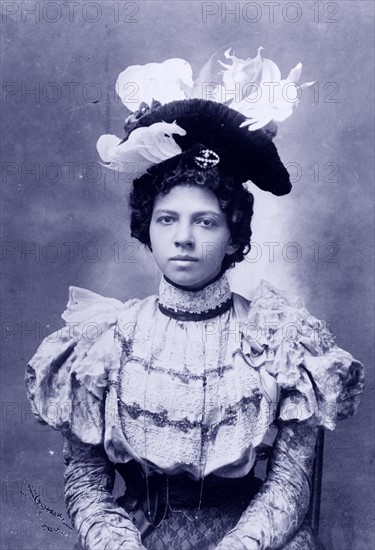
[157, 216, 175, 224]
[197, 219, 215, 227]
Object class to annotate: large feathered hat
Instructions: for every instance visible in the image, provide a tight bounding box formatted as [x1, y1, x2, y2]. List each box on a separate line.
[97, 47, 313, 196]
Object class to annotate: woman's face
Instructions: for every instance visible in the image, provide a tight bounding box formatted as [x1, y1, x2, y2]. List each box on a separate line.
[149, 185, 237, 289]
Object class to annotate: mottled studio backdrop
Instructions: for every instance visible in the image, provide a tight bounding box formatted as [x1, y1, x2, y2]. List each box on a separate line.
[1, 1, 374, 549]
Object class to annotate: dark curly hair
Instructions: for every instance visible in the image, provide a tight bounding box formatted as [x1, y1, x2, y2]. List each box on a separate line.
[129, 156, 254, 272]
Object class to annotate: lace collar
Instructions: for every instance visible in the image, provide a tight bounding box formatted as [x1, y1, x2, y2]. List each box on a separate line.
[158, 272, 232, 321]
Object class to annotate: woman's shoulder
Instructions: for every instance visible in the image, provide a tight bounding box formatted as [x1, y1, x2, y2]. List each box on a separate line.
[232, 279, 304, 314]
[62, 284, 156, 321]
[232, 279, 364, 430]
[25, 286, 157, 444]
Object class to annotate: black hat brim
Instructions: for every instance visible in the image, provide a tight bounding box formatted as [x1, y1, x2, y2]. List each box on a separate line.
[129, 99, 291, 196]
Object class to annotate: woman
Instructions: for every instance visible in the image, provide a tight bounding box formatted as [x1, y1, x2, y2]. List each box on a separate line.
[25, 49, 364, 550]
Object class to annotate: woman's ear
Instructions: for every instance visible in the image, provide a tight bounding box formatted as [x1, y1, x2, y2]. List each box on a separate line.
[224, 239, 239, 256]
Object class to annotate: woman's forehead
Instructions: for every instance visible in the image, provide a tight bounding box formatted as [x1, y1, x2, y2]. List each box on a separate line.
[152, 185, 224, 215]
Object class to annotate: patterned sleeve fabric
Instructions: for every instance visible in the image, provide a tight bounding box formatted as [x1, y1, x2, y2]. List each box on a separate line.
[216, 421, 318, 550]
[63, 433, 146, 550]
[216, 281, 364, 550]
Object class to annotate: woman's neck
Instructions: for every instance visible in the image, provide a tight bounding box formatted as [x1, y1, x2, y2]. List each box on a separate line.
[163, 265, 227, 292]
[158, 268, 232, 321]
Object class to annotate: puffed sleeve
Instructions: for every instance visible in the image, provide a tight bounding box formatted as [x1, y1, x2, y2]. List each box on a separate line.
[217, 281, 364, 549]
[25, 286, 145, 550]
[25, 286, 140, 443]
[239, 280, 364, 429]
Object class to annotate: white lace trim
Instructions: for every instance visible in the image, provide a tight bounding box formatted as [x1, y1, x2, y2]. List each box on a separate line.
[158, 274, 231, 314]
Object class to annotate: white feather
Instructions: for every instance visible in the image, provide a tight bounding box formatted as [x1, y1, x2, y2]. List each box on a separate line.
[96, 122, 186, 175]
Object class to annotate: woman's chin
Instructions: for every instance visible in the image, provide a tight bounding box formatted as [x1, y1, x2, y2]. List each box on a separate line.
[164, 268, 221, 290]
[167, 273, 202, 288]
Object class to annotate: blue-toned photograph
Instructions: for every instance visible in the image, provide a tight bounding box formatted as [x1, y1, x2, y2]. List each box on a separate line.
[1, 2, 373, 549]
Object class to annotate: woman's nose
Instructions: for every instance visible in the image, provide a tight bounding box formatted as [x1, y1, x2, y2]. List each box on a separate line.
[174, 222, 194, 247]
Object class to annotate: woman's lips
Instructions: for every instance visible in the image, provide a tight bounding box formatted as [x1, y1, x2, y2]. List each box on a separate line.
[169, 256, 198, 261]
[169, 257, 199, 268]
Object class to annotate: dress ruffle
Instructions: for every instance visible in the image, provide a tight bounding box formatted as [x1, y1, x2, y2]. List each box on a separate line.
[239, 280, 364, 429]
